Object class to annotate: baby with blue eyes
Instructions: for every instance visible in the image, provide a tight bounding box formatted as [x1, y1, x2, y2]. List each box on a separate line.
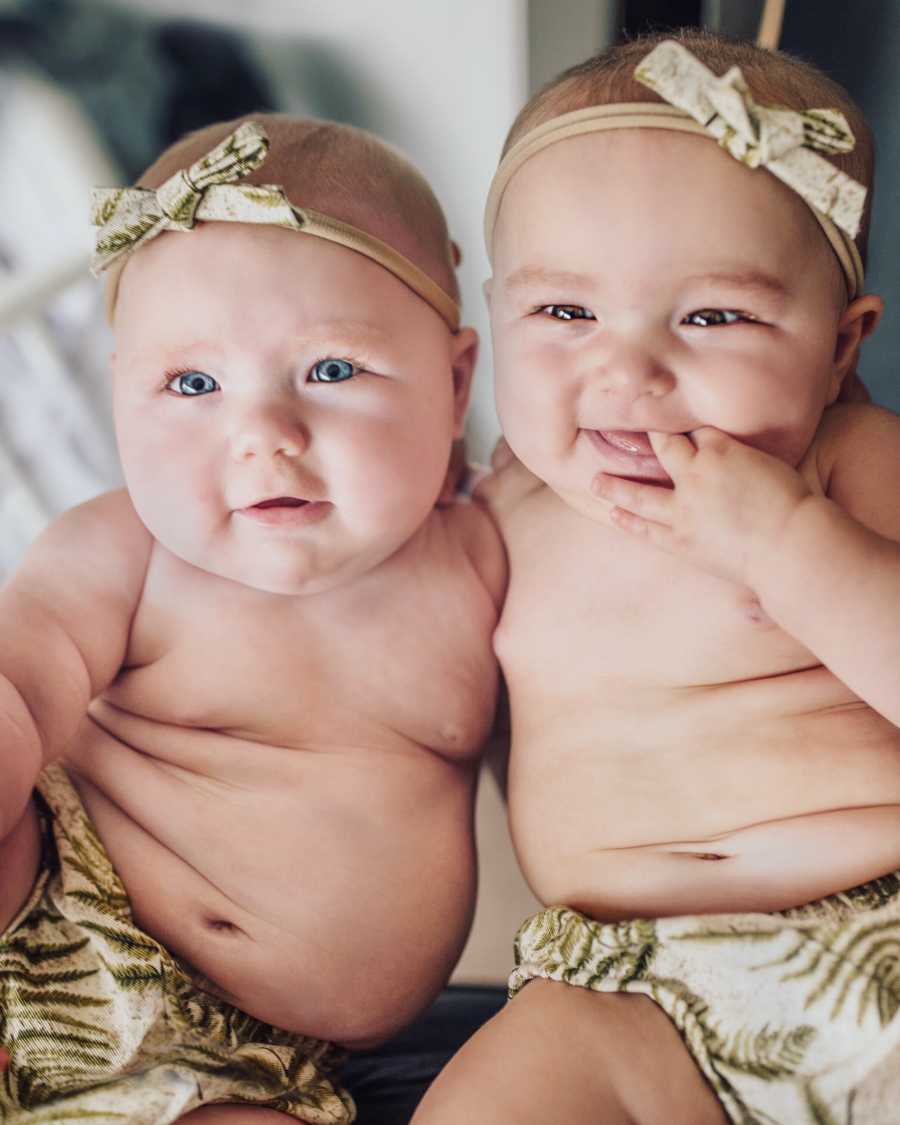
[413, 31, 900, 1125]
[0, 114, 505, 1123]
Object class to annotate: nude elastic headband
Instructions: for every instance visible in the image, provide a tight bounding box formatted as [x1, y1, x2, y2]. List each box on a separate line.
[92, 121, 461, 331]
[485, 40, 866, 299]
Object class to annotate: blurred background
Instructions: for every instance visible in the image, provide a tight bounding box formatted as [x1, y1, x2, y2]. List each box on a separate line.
[1, 0, 897, 986]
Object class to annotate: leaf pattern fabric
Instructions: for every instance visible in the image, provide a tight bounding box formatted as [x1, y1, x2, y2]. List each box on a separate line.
[512, 883, 900, 1125]
[0, 765, 355, 1124]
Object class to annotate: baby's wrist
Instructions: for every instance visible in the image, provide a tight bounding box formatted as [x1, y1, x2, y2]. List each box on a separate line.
[748, 494, 836, 610]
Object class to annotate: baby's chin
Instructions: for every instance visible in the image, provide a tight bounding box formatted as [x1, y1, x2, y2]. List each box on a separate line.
[137, 524, 346, 598]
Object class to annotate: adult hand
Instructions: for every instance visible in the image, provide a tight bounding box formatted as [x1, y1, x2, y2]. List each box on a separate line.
[591, 428, 814, 589]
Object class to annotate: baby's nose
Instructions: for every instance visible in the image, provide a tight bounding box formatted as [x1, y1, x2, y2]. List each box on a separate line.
[588, 338, 675, 399]
[229, 402, 310, 461]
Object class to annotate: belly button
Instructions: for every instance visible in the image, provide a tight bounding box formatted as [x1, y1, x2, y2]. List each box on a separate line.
[745, 598, 774, 627]
[204, 917, 242, 934]
[693, 852, 727, 861]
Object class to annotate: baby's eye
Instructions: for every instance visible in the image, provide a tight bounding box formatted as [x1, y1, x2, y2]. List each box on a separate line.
[682, 309, 750, 328]
[308, 358, 359, 383]
[166, 370, 219, 396]
[539, 305, 596, 322]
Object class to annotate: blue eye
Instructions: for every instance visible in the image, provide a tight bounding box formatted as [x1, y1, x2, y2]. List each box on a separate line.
[167, 370, 219, 395]
[309, 358, 358, 383]
[682, 309, 748, 327]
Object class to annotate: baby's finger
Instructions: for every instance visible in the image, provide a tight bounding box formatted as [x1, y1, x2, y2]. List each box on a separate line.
[607, 504, 674, 552]
[689, 426, 733, 451]
[647, 431, 695, 474]
[592, 473, 674, 524]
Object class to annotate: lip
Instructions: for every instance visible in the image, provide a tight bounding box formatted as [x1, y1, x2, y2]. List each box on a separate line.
[235, 499, 333, 527]
[583, 429, 672, 481]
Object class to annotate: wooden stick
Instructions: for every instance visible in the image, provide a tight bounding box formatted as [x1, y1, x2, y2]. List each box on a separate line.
[757, 0, 786, 49]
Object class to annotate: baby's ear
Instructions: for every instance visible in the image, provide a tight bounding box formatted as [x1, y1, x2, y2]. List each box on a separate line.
[829, 294, 883, 402]
[450, 327, 478, 438]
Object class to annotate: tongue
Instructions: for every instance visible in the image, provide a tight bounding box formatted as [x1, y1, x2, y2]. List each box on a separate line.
[600, 430, 654, 456]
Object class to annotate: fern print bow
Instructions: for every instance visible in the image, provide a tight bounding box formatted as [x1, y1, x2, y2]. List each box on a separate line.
[91, 121, 274, 274]
[90, 120, 461, 330]
[635, 39, 866, 240]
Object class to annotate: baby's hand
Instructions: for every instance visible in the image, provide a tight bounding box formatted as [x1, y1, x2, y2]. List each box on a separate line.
[592, 428, 813, 588]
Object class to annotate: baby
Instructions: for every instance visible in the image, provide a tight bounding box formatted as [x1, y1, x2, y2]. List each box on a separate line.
[413, 31, 900, 1125]
[0, 115, 505, 1123]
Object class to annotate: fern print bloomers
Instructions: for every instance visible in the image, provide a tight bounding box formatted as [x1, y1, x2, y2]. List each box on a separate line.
[511, 886, 900, 1125]
[0, 765, 354, 1124]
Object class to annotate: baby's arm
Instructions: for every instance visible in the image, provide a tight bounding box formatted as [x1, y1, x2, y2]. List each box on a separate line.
[0, 489, 152, 841]
[594, 405, 900, 725]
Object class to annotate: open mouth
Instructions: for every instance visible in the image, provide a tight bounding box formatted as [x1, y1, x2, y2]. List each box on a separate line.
[237, 496, 332, 527]
[254, 496, 308, 509]
[597, 430, 655, 456]
[585, 429, 671, 481]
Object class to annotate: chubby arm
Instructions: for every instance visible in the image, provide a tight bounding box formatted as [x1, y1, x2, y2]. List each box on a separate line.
[753, 406, 900, 722]
[0, 489, 151, 839]
[593, 405, 900, 725]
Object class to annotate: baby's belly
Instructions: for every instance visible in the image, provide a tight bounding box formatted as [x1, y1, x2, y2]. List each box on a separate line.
[509, 669, 900, 919]
[64, 704, 477, 1048]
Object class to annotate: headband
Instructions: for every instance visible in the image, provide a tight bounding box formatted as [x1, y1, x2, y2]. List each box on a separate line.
[485, 40, 866, 299]
[91, 121, 461, 331]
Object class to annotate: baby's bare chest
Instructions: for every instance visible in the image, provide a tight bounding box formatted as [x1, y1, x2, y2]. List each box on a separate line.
[497, 498, 812, 694]
[103, 548, 498, 757]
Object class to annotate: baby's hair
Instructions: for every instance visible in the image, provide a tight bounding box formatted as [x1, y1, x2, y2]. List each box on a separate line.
[137, 112, 460, 303]
[504, 28, 874, 267]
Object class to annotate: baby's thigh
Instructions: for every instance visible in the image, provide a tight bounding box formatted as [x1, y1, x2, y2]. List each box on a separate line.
[0, 798, 41, 933]
[411, 979, 727, 1125]
[177, 1109, 297, 1123]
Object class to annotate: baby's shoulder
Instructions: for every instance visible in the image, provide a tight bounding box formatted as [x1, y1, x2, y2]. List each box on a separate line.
[813, 402, 900, 473]
[16, 488, 152, 588]
[67, 486, 149, 537]
[433, 491, 507, 611]
[472, 444, 546, 524]
[812, 403, 900, 534]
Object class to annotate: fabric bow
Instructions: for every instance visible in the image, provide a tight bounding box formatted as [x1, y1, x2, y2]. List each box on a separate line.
[635, 40, 866, 239]
[90, 120, 462, 330]
[91, 121, 285, 274]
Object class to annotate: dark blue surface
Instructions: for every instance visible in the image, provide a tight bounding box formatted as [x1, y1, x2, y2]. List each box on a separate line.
[342, 986, 507, 1124]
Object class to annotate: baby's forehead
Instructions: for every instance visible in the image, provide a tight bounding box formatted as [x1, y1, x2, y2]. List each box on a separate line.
[497, 129, 786, 226]
[493, 129, 842, 296]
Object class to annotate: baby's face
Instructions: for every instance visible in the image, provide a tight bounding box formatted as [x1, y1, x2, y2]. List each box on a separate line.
[112, 223, 469, 595]
[490, 130, 848, 510]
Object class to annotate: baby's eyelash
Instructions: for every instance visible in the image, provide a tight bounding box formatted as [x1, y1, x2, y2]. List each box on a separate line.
[536, 304, 596, 322]
[307, 354, 372, 384]
[163, 368, 220, 396]
[682, 309, 758, 328]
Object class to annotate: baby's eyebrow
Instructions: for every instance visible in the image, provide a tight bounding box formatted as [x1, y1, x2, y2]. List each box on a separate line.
[298, 320, 394, 348]
[126, 339, 224, 367]
[683, 270, 789, 299]
[503, 266, 596, 294]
